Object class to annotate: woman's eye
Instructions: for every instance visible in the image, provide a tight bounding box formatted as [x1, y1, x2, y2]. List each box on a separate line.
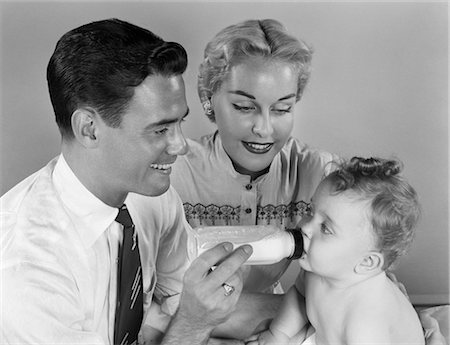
[232, 104, 255, 113]
[273, 108, 292, 115]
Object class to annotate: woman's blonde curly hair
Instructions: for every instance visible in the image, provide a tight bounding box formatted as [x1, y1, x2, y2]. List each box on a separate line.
[198, 19, 313, 122]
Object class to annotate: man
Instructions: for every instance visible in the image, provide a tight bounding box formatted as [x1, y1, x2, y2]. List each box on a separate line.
[0, 18, 252, 344]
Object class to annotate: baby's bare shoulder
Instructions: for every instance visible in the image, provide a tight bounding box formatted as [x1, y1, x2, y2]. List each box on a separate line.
[344, 281, 424, 344]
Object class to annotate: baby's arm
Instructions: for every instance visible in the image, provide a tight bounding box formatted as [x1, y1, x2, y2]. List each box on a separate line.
[247, 284, 308, 345]
[269, 285, 308, 340]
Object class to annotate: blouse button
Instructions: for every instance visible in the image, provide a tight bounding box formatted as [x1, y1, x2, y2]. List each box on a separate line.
[245, 184, 252, 190]
[245, 208, 252, 214]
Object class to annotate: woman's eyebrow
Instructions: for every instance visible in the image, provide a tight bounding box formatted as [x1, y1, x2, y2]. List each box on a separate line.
[228, 90, 296, 102]
[228, 90, 255, 99]
[278, 93, 296, 101]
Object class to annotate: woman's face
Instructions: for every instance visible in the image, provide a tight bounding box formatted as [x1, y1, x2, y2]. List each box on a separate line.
[211, 58, 298, 177]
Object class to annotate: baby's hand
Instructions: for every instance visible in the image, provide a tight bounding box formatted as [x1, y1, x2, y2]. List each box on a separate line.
[245, 329, 289, 345]
[245, 330, 273, 345]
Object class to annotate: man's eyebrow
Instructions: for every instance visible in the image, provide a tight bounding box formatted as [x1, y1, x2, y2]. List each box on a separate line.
[145, 108, 190, 129]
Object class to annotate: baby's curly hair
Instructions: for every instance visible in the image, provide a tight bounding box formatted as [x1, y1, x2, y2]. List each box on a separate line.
[326, 157, 421, 269]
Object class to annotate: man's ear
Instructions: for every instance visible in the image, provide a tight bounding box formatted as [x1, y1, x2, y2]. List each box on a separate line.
[71, 108, 100, 148]
[355, 252, 384, 275]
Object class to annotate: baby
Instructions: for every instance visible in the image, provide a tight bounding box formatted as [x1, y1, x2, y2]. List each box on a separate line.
[248, 157, 425, 345]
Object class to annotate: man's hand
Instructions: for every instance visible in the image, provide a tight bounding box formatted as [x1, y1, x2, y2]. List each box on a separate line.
[178, 242, 253, 326]
[162, 243, 252, 344]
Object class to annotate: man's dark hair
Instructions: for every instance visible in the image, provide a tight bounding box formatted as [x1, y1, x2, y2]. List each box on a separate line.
[47, 18, 188, 139]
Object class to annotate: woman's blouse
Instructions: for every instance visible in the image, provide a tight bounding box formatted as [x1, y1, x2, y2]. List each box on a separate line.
[171, 131, 335, 292]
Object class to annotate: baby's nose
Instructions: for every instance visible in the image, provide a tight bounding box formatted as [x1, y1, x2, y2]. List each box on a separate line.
[301, 224, 312, 239]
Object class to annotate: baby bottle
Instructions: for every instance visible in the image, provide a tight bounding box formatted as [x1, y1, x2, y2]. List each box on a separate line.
[187, 225, 303, 265]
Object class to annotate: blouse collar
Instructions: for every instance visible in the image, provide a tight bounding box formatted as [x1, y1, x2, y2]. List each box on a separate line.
[212, 131, 276, 183]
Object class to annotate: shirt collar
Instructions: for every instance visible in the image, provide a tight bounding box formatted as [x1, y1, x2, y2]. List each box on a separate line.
[52, 154, 118, 248]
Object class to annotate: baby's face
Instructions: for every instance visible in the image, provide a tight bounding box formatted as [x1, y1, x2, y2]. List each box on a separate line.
[299, 180, 378, 280]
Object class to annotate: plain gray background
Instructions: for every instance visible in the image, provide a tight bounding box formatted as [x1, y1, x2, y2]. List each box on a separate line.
[0, 1, 448, 305]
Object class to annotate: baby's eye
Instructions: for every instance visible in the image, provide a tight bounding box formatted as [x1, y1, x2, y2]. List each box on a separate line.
[320, 223, 332, 235]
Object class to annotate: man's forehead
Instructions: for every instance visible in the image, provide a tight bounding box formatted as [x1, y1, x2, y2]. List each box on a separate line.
[121, 74, 188, 125]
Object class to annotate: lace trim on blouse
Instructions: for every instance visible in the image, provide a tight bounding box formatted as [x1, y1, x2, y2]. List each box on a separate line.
[183, 200, 312, 226]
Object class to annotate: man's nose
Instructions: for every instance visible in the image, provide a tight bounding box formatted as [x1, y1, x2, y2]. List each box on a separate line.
[167, 125, 188, 156]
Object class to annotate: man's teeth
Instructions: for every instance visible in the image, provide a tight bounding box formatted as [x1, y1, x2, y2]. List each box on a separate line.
[150, 163, 171, 170]
[247, 143, 271, 150]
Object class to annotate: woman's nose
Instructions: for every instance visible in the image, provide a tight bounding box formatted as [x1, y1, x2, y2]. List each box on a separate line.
[252, 111, 273, 137]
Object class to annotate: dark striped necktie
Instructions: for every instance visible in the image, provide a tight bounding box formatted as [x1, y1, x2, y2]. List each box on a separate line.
[114, 204, 143, 345]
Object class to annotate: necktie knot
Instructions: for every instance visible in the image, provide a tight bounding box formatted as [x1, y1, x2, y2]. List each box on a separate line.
[115, 205, 133, 228]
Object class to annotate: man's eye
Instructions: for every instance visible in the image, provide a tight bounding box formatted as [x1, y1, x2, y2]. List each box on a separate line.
[155, 128, 169, 135]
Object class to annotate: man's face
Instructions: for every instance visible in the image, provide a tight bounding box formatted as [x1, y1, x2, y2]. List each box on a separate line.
[96, 74, 188, 206]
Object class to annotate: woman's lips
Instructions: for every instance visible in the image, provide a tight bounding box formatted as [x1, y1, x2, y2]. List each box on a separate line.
[242, 141, 273, 154]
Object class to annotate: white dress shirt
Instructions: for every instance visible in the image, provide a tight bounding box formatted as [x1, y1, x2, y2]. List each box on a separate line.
[1, 155, 189, 344]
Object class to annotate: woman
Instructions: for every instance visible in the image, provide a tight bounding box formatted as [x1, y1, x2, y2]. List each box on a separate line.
[171, 19, 443, 345]
[171, 19, 335, 293]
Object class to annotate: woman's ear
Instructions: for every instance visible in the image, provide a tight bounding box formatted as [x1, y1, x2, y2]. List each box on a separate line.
[355, 252, 384, 275]
[210, 94, 217, 110]
[71, 108, 99, 148]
